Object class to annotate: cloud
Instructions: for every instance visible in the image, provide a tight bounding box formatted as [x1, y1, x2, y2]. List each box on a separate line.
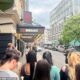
[32, 12, 50, 28]
[29, 0, 61, 28]
[30, 7, 44, 15]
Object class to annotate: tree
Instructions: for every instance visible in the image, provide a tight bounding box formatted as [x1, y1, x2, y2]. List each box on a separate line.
[0, 0, 14, 11]
[61, 14, 80, 47]
[58, 39, 64, 45]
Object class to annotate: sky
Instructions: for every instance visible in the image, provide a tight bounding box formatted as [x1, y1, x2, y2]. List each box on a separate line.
[29, 0, 61, 28]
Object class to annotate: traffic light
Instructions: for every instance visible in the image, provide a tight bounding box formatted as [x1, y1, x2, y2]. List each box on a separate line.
[0, 0, 14, 11]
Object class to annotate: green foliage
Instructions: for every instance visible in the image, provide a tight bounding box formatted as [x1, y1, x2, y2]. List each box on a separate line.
[61, 14, 80, 46]
[0, 0, 14, 11]
[59, 39, 64, 45]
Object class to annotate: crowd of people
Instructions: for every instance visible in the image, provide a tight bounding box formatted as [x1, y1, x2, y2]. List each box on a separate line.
[0, 43, 80, 80]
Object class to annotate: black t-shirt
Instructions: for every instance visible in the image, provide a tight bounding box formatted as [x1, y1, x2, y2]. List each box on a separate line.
[60, 65, 70, 80]
[26, 50, 37, 80]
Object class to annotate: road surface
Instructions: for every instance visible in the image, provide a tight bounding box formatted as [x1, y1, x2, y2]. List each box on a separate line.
[37, 49, 65, 69]
[20, 49, 65, 69]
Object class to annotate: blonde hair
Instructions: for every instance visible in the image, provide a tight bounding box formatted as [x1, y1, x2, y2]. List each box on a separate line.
[68, 52, 80, 67]
[67, 51, 80, 80]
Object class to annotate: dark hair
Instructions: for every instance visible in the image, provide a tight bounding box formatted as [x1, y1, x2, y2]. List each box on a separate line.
[33, 60, 51, 80]
[32, 46, 37, 53]
[26, 45, 28, 49]
[75, 64, 80, 80]
[0, 49, 20, 66]
[43, 51, 53, 65]
[27, 50, 37, 63]
[26, 50, 37, 80]
[7, 43, 15, 49]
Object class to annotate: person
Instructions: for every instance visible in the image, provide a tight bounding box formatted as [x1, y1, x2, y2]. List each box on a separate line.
[32, 43, 37, 55]
[6, 43, 15, 50]
[7, 43, 22, 57]
[24, 45, 30, 55]
[13, 61, 22, 77]
[24, 45, 31, 62]
[68, 52, 80, 80]
[33, 60, 51, 80]
[75, 63, 80, 80]
[21, 50, 37, 80]
[60, 64, 70, 80]
[64, 48, 76, 64]
[43, 51, 60, 80]
[32, 46, 37, 53]
[60, 52, 72, 80]
[0, 49, 20, 80]
[60, 51, 80, 80]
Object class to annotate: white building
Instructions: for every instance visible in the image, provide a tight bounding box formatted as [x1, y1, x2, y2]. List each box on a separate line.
[50, 0, 80, 46]
[44, 28, 52, 44]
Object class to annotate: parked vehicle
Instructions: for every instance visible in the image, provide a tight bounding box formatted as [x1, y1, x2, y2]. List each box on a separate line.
[58, 46, 65, 52]
[37, 46, 43, 52]
[52, 46, 58, 51]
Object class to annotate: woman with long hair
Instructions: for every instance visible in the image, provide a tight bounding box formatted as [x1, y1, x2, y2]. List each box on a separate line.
[43, 51, 60, 80]
[21, 50, 37, 80]
[33, 60, 51, 80]
[60, 51, 80, 80]
[68, 52, 80, 80]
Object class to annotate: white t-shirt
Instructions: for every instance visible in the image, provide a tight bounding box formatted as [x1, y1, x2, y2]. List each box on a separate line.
[0, 70, 19, 80]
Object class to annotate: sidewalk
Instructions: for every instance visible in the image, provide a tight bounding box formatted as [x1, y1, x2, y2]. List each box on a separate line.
[37, 53, 42, 61]
[20, 52, 42, 64]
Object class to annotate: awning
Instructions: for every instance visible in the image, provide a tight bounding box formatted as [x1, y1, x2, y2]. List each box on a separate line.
[69, 40, 80, 47]
[17, 23, 45, 42]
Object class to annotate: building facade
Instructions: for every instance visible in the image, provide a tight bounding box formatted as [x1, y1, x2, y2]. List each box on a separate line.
[50, 0, 80, 46]
[24, 0, 29, 11]
[44, 28, 52, 45]
[0, 0, 24, 33]
[0, 0, 26, 53]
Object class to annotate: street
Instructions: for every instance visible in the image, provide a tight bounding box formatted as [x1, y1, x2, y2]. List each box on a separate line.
[20, 49, 65, 69]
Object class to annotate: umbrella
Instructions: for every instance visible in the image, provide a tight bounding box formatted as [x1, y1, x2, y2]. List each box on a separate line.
[69, 40, 80, 47]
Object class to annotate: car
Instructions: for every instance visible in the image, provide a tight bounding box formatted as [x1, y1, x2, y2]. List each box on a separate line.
[52, 47, 58, 51]
[56, 45, 65, 53]
[37, 46, 42, 52]
[64, 47, 76, 56]
[64, 47, 76, 53]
